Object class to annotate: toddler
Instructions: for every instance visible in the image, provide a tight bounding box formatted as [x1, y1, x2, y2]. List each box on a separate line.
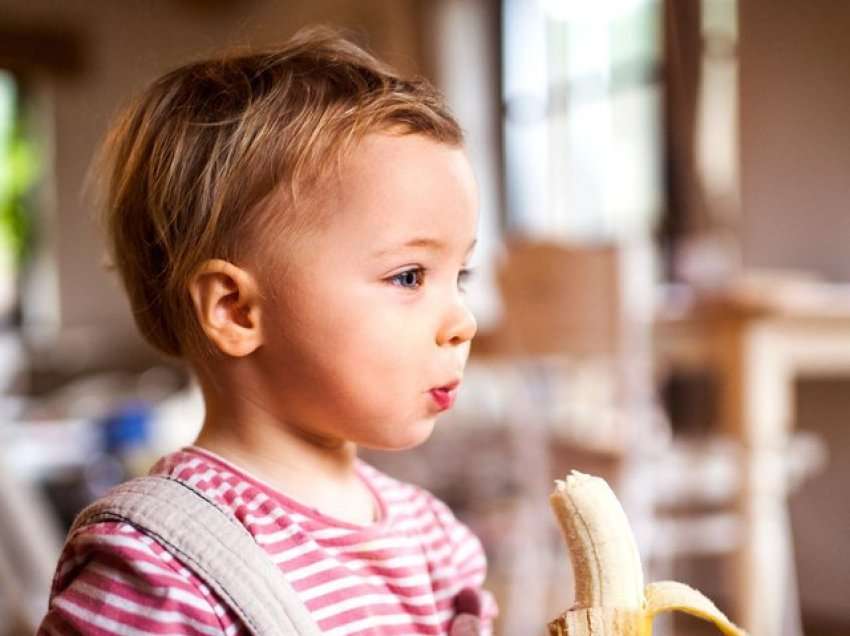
[38, 26, 497, 635]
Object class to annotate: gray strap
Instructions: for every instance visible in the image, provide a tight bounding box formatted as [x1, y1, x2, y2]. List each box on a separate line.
[69, 475, 323, 636]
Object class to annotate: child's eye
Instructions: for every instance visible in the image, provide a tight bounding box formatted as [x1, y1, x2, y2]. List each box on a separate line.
[458, 267, 476, 293]
[389, 267, 425, 289]
[388, 267, 476, 292]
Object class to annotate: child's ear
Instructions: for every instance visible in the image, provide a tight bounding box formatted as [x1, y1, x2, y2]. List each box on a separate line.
[188, 259, 263, 357]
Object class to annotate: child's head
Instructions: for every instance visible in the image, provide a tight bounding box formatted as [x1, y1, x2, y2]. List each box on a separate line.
[99, 27, 479, 450]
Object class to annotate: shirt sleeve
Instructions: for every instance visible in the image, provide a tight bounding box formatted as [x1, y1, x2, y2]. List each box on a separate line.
[424, 492, 500, 635]
[37, 520, 245, 636]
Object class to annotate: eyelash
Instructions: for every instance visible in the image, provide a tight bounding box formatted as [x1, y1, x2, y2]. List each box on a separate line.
[389, 267, 475, 292]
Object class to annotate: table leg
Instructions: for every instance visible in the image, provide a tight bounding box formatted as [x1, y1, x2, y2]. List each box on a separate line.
[728, 323, 799, 636]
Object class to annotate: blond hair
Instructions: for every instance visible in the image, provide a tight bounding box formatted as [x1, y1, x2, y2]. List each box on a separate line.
[95, 26, 463, 360]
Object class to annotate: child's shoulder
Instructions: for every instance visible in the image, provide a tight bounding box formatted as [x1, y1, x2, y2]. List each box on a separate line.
[46, 513, 238, 633]
[42, 448, 260, 633]
[148, 445, 217, 480]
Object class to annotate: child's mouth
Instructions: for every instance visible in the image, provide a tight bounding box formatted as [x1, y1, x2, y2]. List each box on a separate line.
[429, 380, 460, 410]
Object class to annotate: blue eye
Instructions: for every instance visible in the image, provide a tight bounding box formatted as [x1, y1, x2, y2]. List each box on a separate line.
[390, 267, 425, 289]
[388, 267, 476, 292]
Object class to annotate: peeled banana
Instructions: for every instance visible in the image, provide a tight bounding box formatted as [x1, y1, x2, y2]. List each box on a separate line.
[548, 471, 747, 636]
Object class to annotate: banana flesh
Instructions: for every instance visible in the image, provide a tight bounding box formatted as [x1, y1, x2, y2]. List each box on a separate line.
[548, 471, 746, 636]
[549, 471, 645, 610]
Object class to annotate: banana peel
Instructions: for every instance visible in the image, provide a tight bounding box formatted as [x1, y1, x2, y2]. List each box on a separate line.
[548, 471, 747, 636]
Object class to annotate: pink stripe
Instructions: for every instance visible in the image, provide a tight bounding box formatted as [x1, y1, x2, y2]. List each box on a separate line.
[62, 587, 214, 634]
[307, 518, 444, 550]
[317, 603, 443, 633]
[356, 621, 452, 636]
[78, 550, 201, 595]
[295, 571, 436, 600]
[305, 578, 442, 613]
[275, 547, 326, 570]
[81, 567, 218, 624]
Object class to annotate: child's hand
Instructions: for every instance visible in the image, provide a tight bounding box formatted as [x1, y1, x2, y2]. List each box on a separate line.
[449, 613, 481, 636]
[449, 588, 482, 636]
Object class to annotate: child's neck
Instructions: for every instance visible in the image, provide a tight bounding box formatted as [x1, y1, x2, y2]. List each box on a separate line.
[194, 410, 377, 526]
[197, 423, 356, 478]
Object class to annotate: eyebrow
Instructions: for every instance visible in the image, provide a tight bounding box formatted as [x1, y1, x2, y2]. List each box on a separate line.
[373, 237, 478, 258]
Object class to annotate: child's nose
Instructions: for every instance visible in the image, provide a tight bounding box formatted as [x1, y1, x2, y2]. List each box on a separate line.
[436, 299, 477, 347]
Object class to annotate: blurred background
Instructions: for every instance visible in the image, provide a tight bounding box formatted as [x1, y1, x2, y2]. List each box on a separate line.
[1, 1, 848, 635]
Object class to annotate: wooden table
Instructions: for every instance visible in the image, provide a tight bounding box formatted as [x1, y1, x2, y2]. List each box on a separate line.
[655, 281, 850, 636]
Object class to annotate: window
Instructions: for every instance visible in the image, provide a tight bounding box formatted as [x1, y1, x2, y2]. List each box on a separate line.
[0, 70, 40, 327]
[502, 0, 663, 240]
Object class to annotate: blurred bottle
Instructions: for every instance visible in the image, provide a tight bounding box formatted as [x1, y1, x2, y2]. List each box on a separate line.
[84, 400, 156, 499]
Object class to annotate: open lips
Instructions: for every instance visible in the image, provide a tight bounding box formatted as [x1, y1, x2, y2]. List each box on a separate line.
[429, 380, 460, 410]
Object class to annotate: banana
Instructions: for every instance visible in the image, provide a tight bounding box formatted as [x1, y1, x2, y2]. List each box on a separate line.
[548, 471, 747, 636]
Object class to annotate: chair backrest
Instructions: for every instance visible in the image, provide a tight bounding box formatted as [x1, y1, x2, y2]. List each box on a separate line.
[495, 239, 624, 357]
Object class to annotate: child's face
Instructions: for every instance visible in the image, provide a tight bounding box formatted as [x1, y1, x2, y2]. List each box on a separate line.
[255, 132, 478, 451]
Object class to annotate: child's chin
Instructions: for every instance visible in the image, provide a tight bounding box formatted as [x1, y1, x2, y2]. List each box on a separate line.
[365, 419, 437, 451]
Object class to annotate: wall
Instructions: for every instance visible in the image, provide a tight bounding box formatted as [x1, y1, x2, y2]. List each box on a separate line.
[791, 380, 850, 627]
[738, 1, 850, 627]
[5, 0, 427, 369]
[739, 1, 850, 280]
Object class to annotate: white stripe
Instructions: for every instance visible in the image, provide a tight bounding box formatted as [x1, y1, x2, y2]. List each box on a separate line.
[418, 541, 452, 565]
[250, 509, 312, 529]
[299, 575, 380, 602]
[254, 524, 302, 545]
[107, 554, 188, 585]
[74, 532, 162, 558]
[338, 551, 428, 571]
[288, 554, 433, 587]
[298, 571, 436, 603]
[425, 563, 460, 582]
[224, 622, 242, 636]
[379, 497, 427, 515]
[316, 598, 444, 626]
[321, 607, 453, 636]
[225, 487, 269, 511]
[54, 597, 182, 636]
[286, 511, 313, 525]
[87, 563, 217, 615]
[271, 540, 318, 564]
[72, 580, 223, 635]
[319, 533, 418, 553]
[286, 557, 340, 582]
[451, 537, 483, 566]
[184, 468, 216, 488]
[244, 506, 288, 526]
[207, 480, 231, 501]
[241, 501, 281, 521]
[309, 527, 356, 540]
[311, 587, 461, 621]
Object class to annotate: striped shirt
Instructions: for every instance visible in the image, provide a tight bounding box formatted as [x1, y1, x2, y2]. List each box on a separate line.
[38, 447, 498, 635]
